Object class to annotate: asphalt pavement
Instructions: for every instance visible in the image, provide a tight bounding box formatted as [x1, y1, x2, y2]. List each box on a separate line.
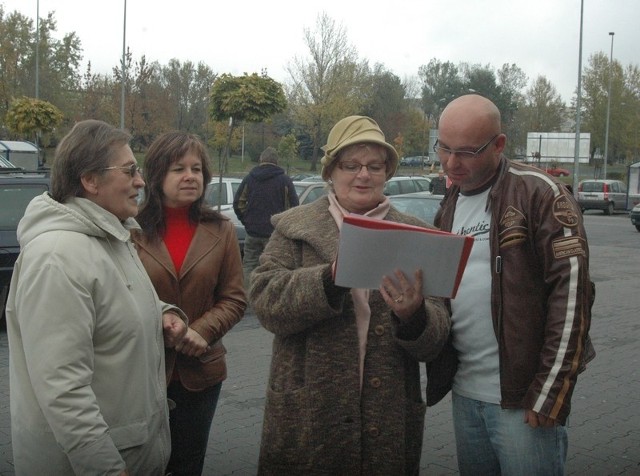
[0, 213, 638, 475]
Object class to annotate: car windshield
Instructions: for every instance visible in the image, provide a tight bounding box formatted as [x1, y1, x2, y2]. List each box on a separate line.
[205, 183, 228, 206]
[0, 184, 48, 230]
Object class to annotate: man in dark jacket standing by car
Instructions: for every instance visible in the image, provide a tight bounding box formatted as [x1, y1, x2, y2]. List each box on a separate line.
[233, 147, 298, 288]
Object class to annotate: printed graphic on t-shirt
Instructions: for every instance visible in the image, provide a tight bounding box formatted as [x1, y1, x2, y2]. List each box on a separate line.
[456, 220, 490, 238]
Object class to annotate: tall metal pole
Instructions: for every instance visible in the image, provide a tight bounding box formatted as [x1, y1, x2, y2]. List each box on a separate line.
[572, 0, 585, 195]
[35, 0, 39, 99]
[603, 32, 615, 180]
[120, 0, 127, 129]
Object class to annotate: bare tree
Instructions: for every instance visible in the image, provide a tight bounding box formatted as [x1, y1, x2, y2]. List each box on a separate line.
[286, 12, 367, 171]
[160, 59, 217, 136]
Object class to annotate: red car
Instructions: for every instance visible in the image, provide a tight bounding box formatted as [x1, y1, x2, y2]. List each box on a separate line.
[544, 167, 571, 177]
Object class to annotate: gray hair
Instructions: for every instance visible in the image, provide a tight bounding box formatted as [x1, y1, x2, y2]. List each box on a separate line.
[51, 120, 132, 202]
[259, 147, 279, 165]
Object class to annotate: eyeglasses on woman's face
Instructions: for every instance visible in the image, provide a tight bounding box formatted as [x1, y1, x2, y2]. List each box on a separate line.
[433, 134, 499, 160]
[102, 163, 142, 178]
[337, 161, 387, 175]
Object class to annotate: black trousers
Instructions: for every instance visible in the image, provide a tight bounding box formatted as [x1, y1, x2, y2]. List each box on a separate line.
[166, 380, 222, 476]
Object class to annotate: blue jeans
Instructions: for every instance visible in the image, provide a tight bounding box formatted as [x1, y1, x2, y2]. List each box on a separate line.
[242, 234, 270, 289]
[452, 392, 567, 476]
[166, 381, 222, 476]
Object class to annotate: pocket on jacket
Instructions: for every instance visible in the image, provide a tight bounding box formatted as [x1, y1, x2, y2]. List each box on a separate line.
[110, 420, 149, 450]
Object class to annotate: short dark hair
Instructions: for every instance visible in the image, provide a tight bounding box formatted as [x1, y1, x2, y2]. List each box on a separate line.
[136, 131, 221, 241]
[51, 120, 131, 202]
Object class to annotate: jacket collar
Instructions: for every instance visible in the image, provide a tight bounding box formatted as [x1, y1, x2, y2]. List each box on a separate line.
[134, 223, 222, 280]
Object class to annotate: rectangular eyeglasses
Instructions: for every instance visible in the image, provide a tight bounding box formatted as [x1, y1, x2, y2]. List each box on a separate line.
[102, 163, 142, 177]
[433, 134, 498, 160]
[337, 161, 387, 175]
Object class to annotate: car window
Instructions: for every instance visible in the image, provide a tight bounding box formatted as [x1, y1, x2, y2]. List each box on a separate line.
[205, 183, 230, 206]
[231, 182, 241, 197]
[0, 184, 48, 230]
[305, 186, 327, 204]
[401, 181, 417, 194]
[582, 182, 603, 193]
[384, 181, 401, 196]
[415, 179, 430, 192]
[390, 196, 441, 224]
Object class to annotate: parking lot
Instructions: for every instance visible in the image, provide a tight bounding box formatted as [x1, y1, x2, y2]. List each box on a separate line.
[0, 212, 639, 475]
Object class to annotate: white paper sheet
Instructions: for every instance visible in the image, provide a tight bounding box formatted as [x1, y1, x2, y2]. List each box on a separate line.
[334, 215, 473, 298]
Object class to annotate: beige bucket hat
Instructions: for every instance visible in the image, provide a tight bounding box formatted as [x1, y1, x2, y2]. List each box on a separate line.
[320, 116, 398, 181]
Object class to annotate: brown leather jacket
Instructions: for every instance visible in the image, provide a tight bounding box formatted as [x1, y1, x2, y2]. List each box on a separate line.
[429, 157, 595, 425]
[132, 219, 246, 390]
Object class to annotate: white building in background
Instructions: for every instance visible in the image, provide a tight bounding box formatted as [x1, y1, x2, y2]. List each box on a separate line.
[526, 132, 590, 164]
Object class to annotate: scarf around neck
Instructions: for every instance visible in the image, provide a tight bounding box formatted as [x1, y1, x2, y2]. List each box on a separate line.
[327, 192, 390, 391]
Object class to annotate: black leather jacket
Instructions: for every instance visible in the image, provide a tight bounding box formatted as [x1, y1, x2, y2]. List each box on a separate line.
[428, 157, 595, 425]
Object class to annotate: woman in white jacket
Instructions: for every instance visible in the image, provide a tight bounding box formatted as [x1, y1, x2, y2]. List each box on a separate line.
[6, 120, 187, 475]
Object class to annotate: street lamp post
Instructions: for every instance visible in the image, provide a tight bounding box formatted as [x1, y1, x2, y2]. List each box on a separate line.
[572, 0, 585, 195]
[35, 0, 39, 99]
[120, 0, 127, 129]
[603, 32, 615, 180]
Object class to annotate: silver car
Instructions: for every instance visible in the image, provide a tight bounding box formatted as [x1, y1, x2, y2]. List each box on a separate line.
[577, 179, 627, 215]
[388, 191, 442, 225]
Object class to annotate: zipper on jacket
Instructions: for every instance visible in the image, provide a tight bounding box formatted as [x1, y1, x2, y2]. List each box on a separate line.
[495, 255, 502, 274]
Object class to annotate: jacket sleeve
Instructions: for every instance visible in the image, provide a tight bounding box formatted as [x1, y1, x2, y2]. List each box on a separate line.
[523, 187, 593, 424]
[250, 227, 346, 337]
[232, 180, 248, 223]
[394, 297, 451, 363]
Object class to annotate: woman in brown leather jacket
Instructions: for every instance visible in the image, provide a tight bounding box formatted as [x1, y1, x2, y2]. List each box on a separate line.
[133, 131, 246, 475]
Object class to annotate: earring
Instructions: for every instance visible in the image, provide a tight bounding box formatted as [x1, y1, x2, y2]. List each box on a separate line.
[327, 179, 333, 185]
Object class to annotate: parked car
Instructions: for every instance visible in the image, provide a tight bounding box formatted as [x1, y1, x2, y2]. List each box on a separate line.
[204, 177, 242, 211]
[290, 173, 315, 181]
[630, 203, 640, 232]
[293, 181, 329, 205]
[400, 156, 428, 167]
[577, 179, 627, 215]
[383, 176, 431, 196]
[299, 175, 324, 182]
[219, 208, 245, 256]
[1, 170, 51, 318]
[543, 167, 571, 177]
[388, 191, 442, 225]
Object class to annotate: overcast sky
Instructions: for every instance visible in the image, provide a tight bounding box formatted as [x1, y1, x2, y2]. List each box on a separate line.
[3, 0, 638, 103]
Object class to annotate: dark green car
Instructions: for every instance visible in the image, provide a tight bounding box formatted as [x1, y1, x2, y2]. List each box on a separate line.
[0, 170, 50, 318]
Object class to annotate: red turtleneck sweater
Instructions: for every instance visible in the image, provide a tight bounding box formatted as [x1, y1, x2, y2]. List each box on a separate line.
[162, 206, 197, 273]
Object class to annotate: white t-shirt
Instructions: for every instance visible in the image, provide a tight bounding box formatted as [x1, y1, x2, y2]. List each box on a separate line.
[450, 188, 501, 404]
